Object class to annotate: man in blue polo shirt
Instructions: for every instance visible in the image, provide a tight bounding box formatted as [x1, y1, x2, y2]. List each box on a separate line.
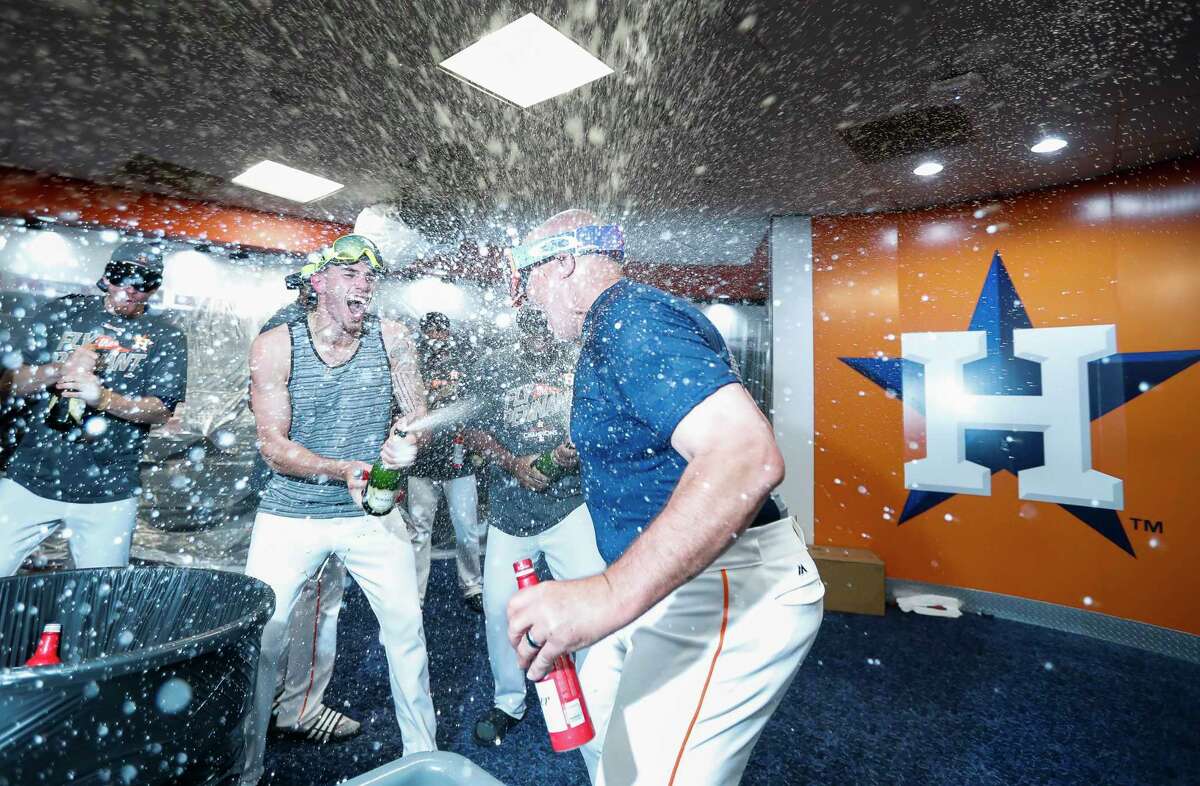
[505, 210, 825, 785]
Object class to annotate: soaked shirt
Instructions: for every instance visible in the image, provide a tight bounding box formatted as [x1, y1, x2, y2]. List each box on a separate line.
[8, 295, 188, 502]
[480, 348, 582, 537]
[411, 335, 475, 481]
[571, 279, 740, 564]
[257, 317, 394, 519]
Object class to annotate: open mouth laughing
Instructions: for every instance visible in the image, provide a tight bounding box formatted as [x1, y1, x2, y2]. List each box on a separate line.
[346, 292, 369, 319]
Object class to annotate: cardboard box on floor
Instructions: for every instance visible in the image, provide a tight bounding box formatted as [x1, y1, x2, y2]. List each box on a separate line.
[810, 545, 885, 616]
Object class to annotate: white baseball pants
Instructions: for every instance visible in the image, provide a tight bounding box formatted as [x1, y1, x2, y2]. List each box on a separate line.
[407, 474, 484, 603]
[483, 503, 606, 719]
[0, 478, 139, 576]
[579, 516, 825, 786]
[241, 510, 436, 785]
[274, 555, 346, 729]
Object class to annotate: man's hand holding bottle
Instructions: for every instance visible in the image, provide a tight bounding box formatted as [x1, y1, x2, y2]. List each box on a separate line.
[380, 422, 419, 470]
[552, 440, 579, 471]
[344, 422, 419, 511]
[505, 454, 551, 492]
[343, 460, 375, 507]
[57, 344, 104, 406]
[505, 441, 577, 492]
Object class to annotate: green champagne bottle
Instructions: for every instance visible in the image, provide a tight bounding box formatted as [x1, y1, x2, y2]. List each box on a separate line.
[532, 450, 566, 483]
[363, 461, 403, 516]
[45, 393, 86, 432]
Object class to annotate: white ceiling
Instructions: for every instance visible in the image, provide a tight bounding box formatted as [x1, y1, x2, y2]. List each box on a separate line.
[0, 0, 1196, 250]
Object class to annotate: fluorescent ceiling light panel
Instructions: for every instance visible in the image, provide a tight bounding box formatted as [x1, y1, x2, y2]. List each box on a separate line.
[1030, 136, 1068, 154]
[439, 13, 614, 108]
[232, 160, 344, 203]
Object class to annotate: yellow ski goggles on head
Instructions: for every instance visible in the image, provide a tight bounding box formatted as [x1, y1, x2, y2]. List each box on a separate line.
[301, 234, 385, 279]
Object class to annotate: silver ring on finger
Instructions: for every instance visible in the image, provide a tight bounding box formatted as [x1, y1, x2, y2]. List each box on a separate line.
[525, 630, 542, 650]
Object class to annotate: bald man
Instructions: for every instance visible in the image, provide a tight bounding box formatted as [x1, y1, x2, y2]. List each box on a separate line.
[504, 210, 825, 785]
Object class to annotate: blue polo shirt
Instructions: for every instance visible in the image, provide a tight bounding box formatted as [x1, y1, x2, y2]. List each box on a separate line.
[570, 279, 741, 564]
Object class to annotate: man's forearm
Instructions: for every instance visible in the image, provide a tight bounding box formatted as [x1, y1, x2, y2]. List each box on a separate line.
[260, 435, 351, 482]
[3, 363, 62, 397]
[604, 444, 782, 624]
[100, 391, 173, 425]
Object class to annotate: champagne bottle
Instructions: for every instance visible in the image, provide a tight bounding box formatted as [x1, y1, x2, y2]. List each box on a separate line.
[363, 461, 403, 516]
[533, 445, 579, 483]
[514, 559, 594, 752]
[531, 451, 560, 482]
[46, 337, 118, 433]
[363, 427, 409, 516]
[452, 434, 465, 470]
[44, 392, 84, 432]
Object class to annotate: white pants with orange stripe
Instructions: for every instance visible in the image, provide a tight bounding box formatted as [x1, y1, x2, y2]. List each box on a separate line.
[241, 510, 436, 785]
[579, 516, 824, 786]
[275, 555, 346, 729]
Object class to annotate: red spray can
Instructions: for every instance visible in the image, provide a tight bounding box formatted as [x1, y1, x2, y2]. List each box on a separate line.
[25, 623, 62, 667]
[514, 558, 594, 752]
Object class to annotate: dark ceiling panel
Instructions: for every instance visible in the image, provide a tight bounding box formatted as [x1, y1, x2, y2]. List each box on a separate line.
[838, 105, 976, 165]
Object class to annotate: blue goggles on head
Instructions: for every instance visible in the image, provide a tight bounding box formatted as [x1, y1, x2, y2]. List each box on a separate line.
[505, 224, 624, 305]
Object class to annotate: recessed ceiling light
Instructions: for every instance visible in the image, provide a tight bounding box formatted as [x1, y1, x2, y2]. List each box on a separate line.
[439, 13, 613, 109]
[1030, 136, 1068, 154]
[232, 160, 344, 203]
[913, 161, 944, 177]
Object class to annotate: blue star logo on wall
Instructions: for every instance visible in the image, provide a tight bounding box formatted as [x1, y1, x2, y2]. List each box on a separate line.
[841, 252, 1200, 557]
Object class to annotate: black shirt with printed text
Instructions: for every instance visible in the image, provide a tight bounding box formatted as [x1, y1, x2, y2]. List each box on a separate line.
[7, 295, 188, 502]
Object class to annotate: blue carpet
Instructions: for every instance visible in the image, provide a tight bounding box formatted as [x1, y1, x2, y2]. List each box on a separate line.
[261, 559, 1200, 786]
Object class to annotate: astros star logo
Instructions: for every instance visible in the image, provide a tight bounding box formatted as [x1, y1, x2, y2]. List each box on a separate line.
[132, 334, 153, 352]
[841, 252, 1200, 556]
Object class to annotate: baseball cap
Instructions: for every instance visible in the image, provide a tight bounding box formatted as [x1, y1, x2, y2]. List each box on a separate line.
[110, 242, 165, 274]
[97, 242, 164, 292]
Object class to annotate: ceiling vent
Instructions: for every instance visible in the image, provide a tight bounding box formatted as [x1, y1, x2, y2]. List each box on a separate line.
[112, 153, 225, 198]
[837, 105, 976, 164]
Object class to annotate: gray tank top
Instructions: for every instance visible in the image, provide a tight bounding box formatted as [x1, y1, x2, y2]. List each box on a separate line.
[258, 316, 395, 518]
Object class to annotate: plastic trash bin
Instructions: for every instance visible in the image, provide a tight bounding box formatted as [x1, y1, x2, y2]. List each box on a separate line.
[0, 566, 274, 785]
[339, 752, 507, 786]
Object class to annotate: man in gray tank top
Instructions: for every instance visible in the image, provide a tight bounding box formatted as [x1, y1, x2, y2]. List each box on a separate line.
[240, 235, 437, 785]
[250, 270, 356, 746]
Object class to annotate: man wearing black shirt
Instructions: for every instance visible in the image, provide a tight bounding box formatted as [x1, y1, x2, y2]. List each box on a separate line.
[0, 242, 187, 575]
[407, 312, 485, 613]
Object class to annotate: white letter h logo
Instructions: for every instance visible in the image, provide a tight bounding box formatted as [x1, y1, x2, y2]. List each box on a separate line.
[902, 325, 1123, 509]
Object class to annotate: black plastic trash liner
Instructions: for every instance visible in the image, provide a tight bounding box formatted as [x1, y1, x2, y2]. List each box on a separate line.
[0, 567, 274, 785]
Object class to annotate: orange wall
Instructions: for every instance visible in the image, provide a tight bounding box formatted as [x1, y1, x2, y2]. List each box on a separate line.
[0, 168, 349, 253]
[0, 167, 769, 300]
[812, 158, 1200, 634]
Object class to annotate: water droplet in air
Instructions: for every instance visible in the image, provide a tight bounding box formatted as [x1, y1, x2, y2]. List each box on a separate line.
[156, 678, 193, 715]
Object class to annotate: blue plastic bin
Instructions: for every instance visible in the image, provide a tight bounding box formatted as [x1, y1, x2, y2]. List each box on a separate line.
[338, 752, 506, 786]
